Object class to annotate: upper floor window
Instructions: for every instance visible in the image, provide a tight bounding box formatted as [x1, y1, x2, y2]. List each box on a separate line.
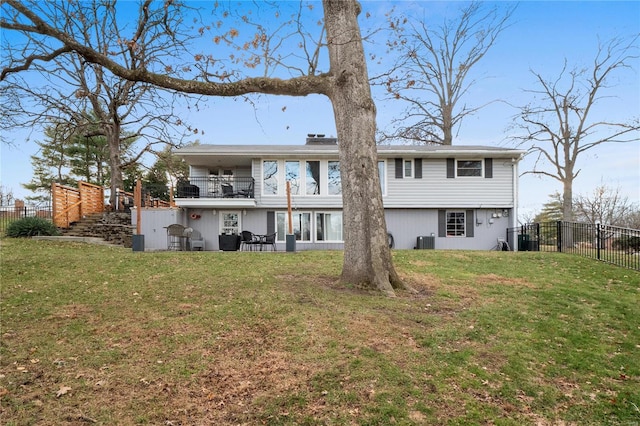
[456, 160, 482, 177]
[285, 161, 300, 195]
[378, 160, 386, 194]
[263, 160, 278, 195]
[327, 161, 341, 195]
[404, 160, 412, 177]
[395, 158, 422, 179]
[306, 161, 321, 195]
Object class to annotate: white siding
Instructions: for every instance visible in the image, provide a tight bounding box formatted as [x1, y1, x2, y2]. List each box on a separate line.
[384, 158, 516, 208]
[385, 208, 512, 250]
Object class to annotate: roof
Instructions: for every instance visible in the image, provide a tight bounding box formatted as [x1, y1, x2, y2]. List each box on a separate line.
[175, 144, 525, 167]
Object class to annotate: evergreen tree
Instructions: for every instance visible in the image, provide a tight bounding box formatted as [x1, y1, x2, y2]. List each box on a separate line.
[533, 192, 564, 223]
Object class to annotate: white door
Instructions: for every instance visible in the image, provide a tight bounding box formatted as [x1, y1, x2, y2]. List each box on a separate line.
[219, 211, 240, 235]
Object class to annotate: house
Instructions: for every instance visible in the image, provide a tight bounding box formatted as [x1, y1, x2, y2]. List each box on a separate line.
[135, 136, 525, 251]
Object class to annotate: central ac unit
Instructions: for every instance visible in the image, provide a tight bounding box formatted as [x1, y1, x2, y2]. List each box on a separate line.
[416, 236, 435, 250]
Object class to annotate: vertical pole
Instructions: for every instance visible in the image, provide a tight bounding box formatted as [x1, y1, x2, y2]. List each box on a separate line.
[285, 180, 296, 252]
[286, 181, 293, 235]
[596, 223, 601, 261]
[557, 221, 562, 253]
[135, 179, 142, 235]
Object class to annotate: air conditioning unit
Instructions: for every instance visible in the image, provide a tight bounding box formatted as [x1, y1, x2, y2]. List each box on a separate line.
[416, 236, 435, 250]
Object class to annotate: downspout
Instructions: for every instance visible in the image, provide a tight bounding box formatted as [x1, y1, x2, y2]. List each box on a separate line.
[512, 155, 522, 247]
[512, 157, 518, 229]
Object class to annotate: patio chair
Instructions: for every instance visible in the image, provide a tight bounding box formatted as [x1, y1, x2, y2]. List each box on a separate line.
[240, 230, 259, 251]
[166, 223, 186, 251]
[221, 184, 235, 198]
[236, 181, 255, 198]
[261, 232, 277, 251]
[189, 229, 205, 251]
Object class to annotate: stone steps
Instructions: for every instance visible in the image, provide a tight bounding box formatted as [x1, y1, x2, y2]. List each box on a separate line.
[60, 212, 133, 247]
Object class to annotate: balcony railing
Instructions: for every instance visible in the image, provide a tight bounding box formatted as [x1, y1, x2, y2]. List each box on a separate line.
[176, 177, 255, 199]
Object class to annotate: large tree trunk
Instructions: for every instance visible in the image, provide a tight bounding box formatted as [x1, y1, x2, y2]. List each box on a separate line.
[562, 179, 574, 222]
[106, 125, 123, 207]
[323, 0, 404, 296]
[442, 104, 453, 145]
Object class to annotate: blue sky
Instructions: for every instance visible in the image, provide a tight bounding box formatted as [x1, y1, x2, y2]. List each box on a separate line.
[1, 1, 638, 220]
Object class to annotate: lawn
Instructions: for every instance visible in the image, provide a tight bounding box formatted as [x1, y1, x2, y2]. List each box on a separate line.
[1, 238, 638, 425]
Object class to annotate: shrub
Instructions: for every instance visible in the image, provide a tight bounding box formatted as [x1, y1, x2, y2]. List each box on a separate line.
[5, 217, 60, 238]
[612, 235, 640, 252]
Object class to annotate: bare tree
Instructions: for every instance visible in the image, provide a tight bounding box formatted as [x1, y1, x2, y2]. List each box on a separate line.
[0, 0, 407, 295]
[574, 184, 639, 227]
[0, 1, 198, 205]
[0, 185, 15, 206]
[512, 35, 640, 221]
[377, 2, 514, 145]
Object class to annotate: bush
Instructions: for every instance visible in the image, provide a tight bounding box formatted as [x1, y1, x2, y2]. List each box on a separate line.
[613, 235, 640, 252]
[5, 217, 60, 238]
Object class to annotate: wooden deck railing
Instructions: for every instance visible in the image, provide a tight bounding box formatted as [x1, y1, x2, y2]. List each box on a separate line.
[53, 181, 173, 228]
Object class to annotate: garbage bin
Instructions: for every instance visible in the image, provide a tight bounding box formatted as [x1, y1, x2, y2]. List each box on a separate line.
[132, 234, 145, 252]
[518, 234, 530, 251]
[286, 234, 296, 252]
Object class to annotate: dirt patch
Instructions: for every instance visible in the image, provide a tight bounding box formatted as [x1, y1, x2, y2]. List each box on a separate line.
[47, 303, 94, 321]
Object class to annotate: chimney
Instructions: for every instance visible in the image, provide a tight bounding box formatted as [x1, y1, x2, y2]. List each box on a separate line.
[305, 134, 337, 145]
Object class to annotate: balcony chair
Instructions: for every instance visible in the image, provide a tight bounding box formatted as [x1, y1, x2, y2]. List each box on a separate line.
[235, 181, 255, 198]
[221, 184, 235, 198]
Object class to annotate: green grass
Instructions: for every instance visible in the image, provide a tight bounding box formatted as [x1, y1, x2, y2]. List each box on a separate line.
[1, 238, 639, 425]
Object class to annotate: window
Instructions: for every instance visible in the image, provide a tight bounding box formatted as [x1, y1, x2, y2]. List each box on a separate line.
[220, 211, 240, 235]
[404, 160, 412, 177]
[327, 161, 341, 195]
[276, 212, 311, 242]
[456, 160, 482, 177]
[285, 160, 300, 195]
[306, 161, 321, 195]
[395, 158, 421, 179]
[263, 160, 278, 195]
[378, 160, 386, 194]
[446, 211, 466, 236]
[316, 212, 343, 241]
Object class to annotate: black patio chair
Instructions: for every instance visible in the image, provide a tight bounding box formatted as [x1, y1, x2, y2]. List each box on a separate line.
[236, 181, 255, 198]
[240, 230, 259, 251]
[221, 184, 236, 198]
[261, 232, 277, 251]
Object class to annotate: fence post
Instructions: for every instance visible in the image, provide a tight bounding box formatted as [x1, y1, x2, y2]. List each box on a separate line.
[596, 223, 601, 261]
[557, 221, 563, 253]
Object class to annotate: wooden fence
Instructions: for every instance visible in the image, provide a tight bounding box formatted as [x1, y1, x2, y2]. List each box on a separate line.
[52, 182, 104, 228]
[53, 181, 172, 228]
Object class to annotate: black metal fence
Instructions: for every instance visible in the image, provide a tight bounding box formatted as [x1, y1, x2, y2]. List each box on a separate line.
[0, 203, 53, 228]
[508, 221, 640, 271]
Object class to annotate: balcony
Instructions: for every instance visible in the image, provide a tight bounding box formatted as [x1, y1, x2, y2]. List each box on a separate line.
[174, 176, 256, 209]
